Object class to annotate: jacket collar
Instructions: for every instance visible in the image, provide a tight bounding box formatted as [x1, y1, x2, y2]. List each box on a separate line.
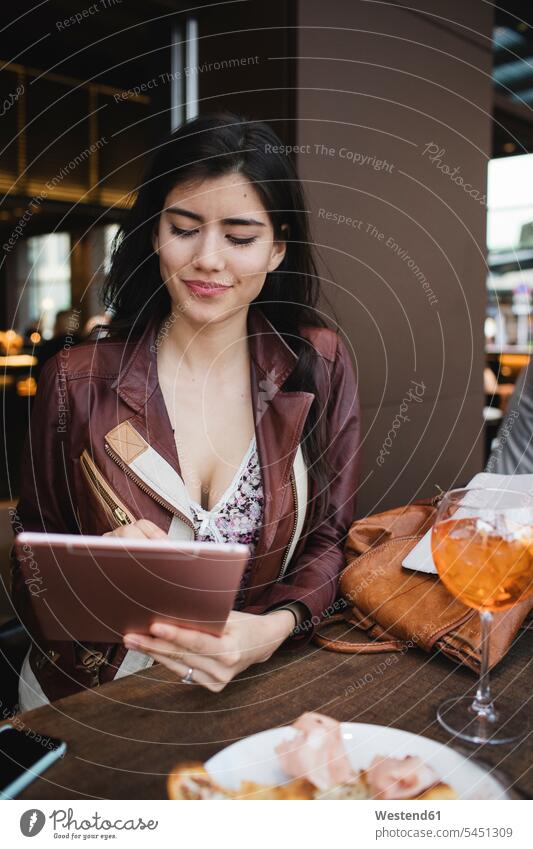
[111, 305, 299, 414]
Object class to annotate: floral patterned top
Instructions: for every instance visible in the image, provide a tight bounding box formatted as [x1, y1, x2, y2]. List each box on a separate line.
[186, 435, 264, 609]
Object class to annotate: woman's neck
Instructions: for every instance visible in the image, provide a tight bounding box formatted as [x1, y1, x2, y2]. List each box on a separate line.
[157, 305, 251, 379]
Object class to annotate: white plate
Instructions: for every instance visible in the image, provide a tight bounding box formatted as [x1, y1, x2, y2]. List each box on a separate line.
[205, 722, 509, 800]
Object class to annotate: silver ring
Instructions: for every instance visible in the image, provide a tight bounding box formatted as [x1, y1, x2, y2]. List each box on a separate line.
[181, 666, 194, 684]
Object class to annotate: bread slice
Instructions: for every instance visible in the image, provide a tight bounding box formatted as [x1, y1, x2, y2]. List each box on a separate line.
[167, 762, 458, 800]
[315, 779, 370, 800]
[415, 782, 458, 800]
[237, 778, 316, 800]
[167, 762, 316, 800]
[167, 762, 236, 800]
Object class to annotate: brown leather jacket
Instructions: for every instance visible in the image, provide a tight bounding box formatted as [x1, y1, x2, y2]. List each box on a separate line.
[11, 306, 361, 702]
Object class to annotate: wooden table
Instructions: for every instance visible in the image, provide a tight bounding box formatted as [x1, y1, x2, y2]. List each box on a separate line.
[7, 623, 532, 800]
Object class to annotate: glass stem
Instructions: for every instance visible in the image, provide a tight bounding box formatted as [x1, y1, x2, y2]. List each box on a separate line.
[472, 609, 496, 717]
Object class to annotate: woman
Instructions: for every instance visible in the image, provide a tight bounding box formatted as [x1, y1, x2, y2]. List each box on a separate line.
[12, 112, 361, 711]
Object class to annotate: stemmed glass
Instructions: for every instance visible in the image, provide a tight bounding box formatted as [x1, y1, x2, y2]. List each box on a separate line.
[431, 487, 533, 745]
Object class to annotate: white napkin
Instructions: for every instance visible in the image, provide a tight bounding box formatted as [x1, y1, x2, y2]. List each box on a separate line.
[402, 473, 533, 574]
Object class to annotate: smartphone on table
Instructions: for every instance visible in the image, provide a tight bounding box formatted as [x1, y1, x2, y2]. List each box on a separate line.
[0, 723, 67, 799]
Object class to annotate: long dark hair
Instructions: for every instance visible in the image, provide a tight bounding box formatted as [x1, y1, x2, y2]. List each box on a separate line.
[103, 111, 338, 525]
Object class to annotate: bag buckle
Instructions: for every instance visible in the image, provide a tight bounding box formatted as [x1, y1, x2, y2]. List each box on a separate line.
[79, 647, 109, 686]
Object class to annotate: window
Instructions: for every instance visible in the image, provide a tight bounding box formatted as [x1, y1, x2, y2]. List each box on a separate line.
[487, 154, 533, 253]
[26, 233, 71, 338]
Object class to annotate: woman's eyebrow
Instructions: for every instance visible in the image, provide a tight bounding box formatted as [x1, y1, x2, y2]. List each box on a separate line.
[224, 216, 266, 227]
[166, 205, 202, 221]
[166, 205, 266, 227]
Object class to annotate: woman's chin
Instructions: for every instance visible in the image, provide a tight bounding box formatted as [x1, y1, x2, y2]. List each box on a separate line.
[169, 289, 251, 323]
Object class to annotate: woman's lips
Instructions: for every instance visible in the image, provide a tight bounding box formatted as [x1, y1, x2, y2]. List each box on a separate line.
[183, 279, 232, 297]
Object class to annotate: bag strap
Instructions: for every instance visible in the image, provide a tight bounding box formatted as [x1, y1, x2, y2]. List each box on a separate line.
[313, 613, 406, 654]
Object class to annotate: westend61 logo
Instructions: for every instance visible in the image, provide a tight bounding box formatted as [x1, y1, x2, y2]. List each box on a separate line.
[19, 807, 158, 838]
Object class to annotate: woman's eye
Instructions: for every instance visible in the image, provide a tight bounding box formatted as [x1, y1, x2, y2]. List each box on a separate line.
[170, 224, 198, 237]
[169, 224, 257, 246]
[226, 235, 258, 246]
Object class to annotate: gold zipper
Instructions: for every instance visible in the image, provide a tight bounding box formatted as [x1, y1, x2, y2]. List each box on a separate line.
[104, 442, 197, 537]
[80, 450, 134, 527]
[277, 468, 299, 581]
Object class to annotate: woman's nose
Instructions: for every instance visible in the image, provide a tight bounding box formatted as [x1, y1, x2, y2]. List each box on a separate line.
[191, 231, 226, 273]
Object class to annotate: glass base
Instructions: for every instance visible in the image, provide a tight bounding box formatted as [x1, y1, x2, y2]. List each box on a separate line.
[437, 696, 530, 745]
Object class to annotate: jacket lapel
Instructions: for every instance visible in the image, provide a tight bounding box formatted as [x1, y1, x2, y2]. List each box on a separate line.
[251, 379, 313, 557]
[247, 308, 314, 564]
[105, 420, 194, 525]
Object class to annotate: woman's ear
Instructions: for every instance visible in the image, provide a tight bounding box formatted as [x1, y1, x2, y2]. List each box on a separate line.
[267, 223, 289, 273]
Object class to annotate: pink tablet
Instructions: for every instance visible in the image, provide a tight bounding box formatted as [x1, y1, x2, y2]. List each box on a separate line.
[14, 532, 250, 642]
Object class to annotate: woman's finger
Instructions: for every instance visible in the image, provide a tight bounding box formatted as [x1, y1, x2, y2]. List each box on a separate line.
[124, 634, 230, 682]
[104, 519, 166, 539]
[147, 650, 226, 692]
[148, 622, 231, 659]
[104, 524, 147, 539]
[135, 519, 167, 539]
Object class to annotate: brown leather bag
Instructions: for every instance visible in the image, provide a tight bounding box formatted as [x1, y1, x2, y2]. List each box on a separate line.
[313, 501, 533, 673]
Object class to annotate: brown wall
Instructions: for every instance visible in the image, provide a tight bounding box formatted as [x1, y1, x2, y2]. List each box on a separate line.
[295, 0, 494, 516]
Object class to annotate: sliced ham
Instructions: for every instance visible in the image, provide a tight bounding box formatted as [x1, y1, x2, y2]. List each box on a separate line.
[365, 754, 440, 799]
[274, 712, 357, 791]
[275, 712, 442, 798]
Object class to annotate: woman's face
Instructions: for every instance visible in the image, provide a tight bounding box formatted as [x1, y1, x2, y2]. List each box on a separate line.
[152, 172, 286, 325]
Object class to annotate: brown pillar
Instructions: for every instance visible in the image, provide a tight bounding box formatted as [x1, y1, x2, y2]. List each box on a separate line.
[296, 0, 493, 515]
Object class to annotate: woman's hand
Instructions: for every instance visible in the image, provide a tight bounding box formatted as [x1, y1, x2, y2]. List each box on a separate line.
[104, 519, 167, 539]
[123, 609, 296, 692]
